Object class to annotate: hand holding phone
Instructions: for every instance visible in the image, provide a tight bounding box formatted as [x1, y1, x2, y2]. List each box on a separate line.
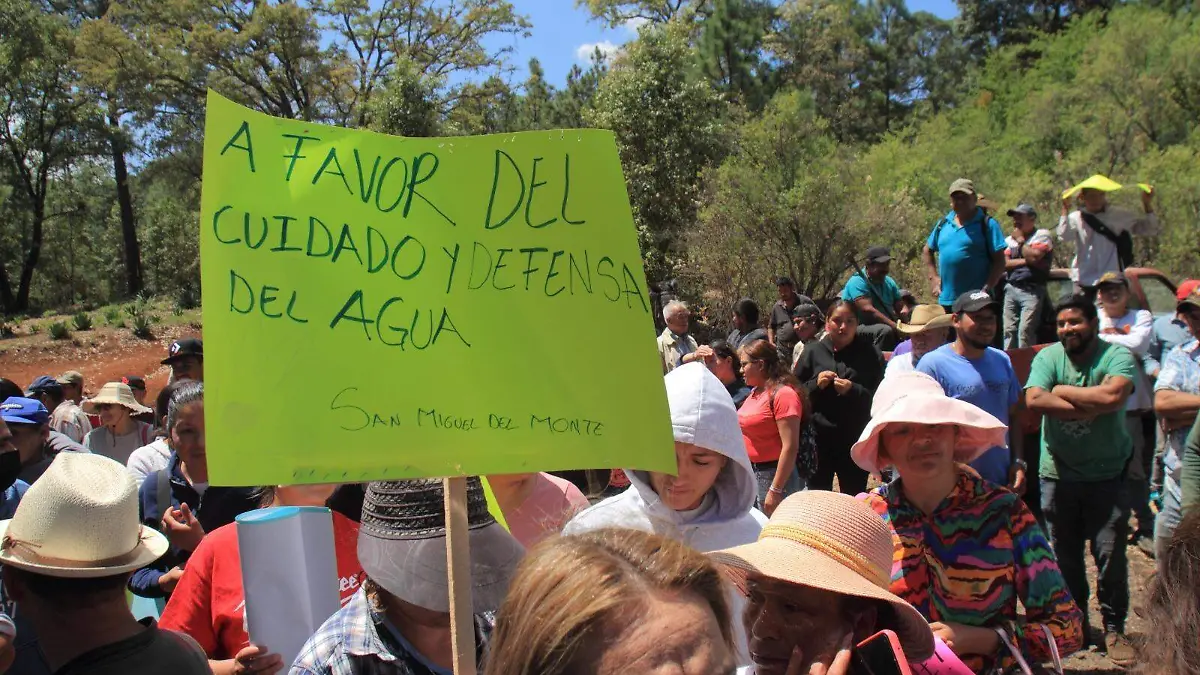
[848, 630, 911, 675]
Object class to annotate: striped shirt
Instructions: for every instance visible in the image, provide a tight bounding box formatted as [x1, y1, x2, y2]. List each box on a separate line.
[862, 468, 1083, 672]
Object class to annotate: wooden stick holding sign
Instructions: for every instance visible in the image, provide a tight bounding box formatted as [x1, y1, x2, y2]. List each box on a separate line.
[444, 477, 477, 674]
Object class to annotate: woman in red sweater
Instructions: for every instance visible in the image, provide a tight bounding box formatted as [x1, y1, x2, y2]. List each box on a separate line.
[159, 484, 364, 674]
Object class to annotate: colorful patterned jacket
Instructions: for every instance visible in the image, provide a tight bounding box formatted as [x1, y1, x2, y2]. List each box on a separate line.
[862, 467, 1083, 673]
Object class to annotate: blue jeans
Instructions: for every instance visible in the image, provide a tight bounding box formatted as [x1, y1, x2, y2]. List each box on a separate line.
[1155, 476, 1183, 561]
[753, 461, 803, 509]
[1003, 284, 1045, 349]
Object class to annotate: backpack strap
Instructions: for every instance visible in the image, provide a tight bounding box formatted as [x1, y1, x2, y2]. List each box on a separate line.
[156, 470, 170, 526]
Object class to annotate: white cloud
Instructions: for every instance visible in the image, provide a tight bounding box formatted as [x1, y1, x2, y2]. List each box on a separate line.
[623, 17, 648, 34]
[575, 40, 620, 62]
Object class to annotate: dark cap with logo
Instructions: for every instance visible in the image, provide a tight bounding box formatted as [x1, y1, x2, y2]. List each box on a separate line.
[121, 375, 146, 391]
[865, 246, 892, 264]
[162, 337, 203, 366]
[952, 290, 1000, 315]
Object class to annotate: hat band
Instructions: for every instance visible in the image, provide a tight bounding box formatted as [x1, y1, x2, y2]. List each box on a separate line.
[1, 534, 147, 570]
[759, 523, 890, 589]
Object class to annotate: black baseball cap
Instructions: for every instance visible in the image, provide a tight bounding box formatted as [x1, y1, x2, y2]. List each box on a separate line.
[952, 290, 1000, 315]
[865, 246, 892, 264]
[121, 375, 146, 391]
[792, 303, 824, 322]
[1006, 203, 1038, 218]
[162, 337, 203, 365]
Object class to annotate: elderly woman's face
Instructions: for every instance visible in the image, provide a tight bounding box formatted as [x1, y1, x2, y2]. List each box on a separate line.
[880, 423, 958, 478]
[744, 574, 876, 675]
[588, 587, 735, 675]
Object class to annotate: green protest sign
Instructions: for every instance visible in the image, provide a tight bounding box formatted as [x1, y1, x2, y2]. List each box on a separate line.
[198, 91, 674, 486]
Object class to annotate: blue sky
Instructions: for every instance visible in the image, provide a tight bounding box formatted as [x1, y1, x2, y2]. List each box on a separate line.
[501, 0, 960, 87]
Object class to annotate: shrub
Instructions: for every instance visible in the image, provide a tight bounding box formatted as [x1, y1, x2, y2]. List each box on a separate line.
[72, 312, 93, 331]
[48, 322, 70, 340]
[28, 323, 41, 335]
[131, 314, 153, 339]
[103, 307, 120, 325]
[0, 323, 13, 339]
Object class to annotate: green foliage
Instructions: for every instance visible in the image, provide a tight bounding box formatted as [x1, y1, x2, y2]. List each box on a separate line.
[27, 323, 40, 335]
[585, 22, 730, 284]
[103, 306, 120, 325]
[131, 313, 152, 339]
[71, 312, 93, 331]
[48, 321, 70, 340]
[697, 0, 775, 110]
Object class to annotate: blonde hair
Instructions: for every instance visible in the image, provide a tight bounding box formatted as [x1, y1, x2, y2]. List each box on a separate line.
[483, 528, 733, 675]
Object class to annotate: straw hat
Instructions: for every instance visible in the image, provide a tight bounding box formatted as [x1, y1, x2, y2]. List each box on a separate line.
[895, 305, 952, 335]
[851, 372, 1007, 475]
[357, 477, 524, 614]
[710, 491, 935, 661]
[0, 453, 168, 578]
[81, 382, 153, 416]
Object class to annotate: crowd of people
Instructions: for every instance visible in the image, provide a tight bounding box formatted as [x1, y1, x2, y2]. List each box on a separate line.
[0, 173, 1192, 674]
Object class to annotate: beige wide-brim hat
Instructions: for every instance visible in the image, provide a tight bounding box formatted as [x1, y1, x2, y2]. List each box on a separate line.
[711, 491, 935, 662]
[851, 372, 1008, 475]
[896, 305, 953, 335]
[81, 382, 153, 416]
[0, 453, 168, 578]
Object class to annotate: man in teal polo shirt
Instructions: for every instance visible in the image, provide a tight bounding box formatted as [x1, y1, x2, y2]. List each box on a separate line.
[922, 178, 1007, 310]
[842, 246, 903, 350]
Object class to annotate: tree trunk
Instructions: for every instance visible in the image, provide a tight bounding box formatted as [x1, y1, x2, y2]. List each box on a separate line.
[15, 200, 45, 313]
[110, 112, 142, 298]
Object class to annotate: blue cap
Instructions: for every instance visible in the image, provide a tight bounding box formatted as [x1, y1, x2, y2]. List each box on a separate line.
[24, 375, 62, 397]
[0, 397, 50, 426]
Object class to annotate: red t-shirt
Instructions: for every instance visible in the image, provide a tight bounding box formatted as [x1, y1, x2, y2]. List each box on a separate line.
[737, 386, 803, 464]
[159, 511, 364, 659]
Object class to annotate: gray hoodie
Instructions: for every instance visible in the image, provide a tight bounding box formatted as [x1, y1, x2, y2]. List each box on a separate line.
[564, 362, 766, 551]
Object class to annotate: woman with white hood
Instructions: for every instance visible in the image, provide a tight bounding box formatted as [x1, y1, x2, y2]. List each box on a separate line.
[564, 362, 766, 550]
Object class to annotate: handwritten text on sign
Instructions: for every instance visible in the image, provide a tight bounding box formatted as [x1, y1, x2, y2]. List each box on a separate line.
[199, 91, 674, 486]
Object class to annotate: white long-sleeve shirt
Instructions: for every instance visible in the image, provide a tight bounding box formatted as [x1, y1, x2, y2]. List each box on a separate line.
[1098, 308, 1154, 411]
[1057, 207, 1158, 286]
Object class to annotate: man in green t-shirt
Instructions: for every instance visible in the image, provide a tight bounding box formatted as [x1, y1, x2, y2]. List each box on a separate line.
[1025, 294, 1137, 666]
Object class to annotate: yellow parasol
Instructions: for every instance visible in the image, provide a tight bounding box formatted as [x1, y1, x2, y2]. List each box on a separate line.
[1062, 174, 1154, 199]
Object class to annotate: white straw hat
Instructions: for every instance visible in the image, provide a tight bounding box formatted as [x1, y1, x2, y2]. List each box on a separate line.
[0, 453, 168, 578]
[82, 382, 153, 416]
[710, 491, 935, 662]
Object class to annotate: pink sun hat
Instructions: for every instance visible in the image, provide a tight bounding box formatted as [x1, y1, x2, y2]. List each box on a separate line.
[851, 372, 1008, 474]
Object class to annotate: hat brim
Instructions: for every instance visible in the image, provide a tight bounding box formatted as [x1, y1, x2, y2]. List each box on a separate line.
[868, 256, 893, 264]
[895, 314, 953, 335]
[161, 353, 201, 366]
[81, 397, 153, 416]
[850, 394, 1008, 475]
[711, 540, 935, 662]
[0, 521, 168, 579]
[358, 523, 524, 614]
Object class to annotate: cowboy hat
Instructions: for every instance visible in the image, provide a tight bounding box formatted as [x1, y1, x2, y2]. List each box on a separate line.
[81, 382, 153, 416]
[0, 453, 168, 578]
[896, 305, 952, 335]
[357, 477, 524, 614]
[851, 372, 1007, 475]
[710, 491, 935, 661]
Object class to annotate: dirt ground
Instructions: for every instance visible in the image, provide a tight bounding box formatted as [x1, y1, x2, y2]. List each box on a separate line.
[0, 322, 200, 402]
[1063, 536, 1155, 674]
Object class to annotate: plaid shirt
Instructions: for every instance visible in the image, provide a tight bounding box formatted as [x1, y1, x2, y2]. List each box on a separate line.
[290, 588, 492, 675]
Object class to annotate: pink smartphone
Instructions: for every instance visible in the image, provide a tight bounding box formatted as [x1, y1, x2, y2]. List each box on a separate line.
[850, 630, 912, 675]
